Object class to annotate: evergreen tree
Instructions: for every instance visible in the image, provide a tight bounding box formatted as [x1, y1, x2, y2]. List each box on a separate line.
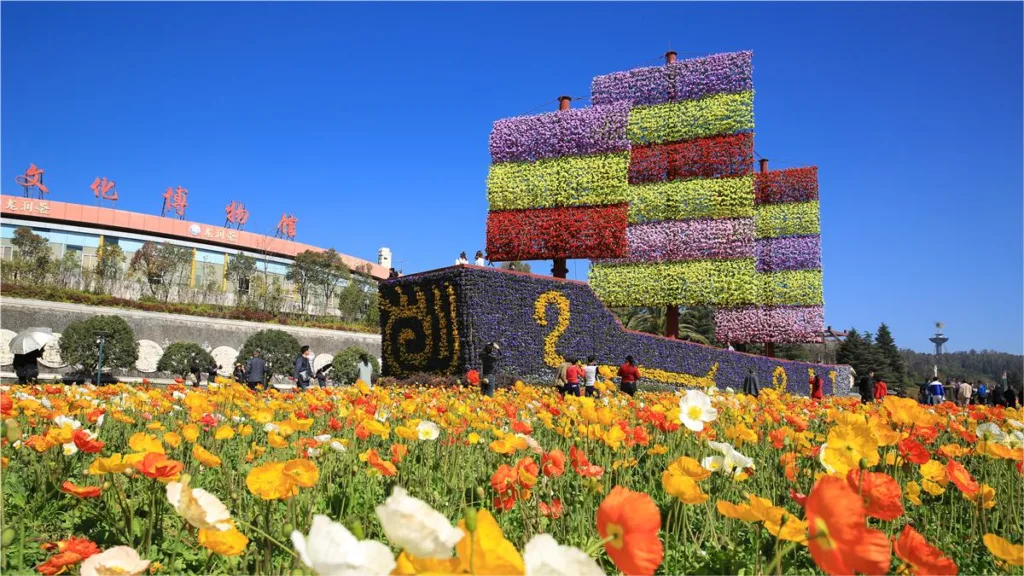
[837, 329, 867, 373]
[861, 331, 889, 382]
[874, 323, 907, 393]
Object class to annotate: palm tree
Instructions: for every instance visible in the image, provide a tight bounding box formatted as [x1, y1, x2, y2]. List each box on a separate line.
[611, 307, 712, 344]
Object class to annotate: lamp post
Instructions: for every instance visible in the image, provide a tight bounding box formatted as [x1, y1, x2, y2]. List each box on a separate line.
[95, 331, 112, 385]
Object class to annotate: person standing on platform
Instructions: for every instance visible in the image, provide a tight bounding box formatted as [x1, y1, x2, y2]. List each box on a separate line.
[455, 252, 469, 265]
[245, 350, 267, 391]
[474, 251, 486, 266]
[294, 345, 314, 391]
[927, 376, 945, 405]
[743, 368, 760, 397]
[809, 370, 824, 400]
[618, 356, 640, 396]
[480, 342, 500, 397]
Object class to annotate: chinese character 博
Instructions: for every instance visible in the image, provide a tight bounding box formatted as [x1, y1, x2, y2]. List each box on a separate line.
[162, 186, 188, 219]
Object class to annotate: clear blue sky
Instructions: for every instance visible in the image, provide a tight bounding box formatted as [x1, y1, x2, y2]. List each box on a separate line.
[3, 2, 1021, 354]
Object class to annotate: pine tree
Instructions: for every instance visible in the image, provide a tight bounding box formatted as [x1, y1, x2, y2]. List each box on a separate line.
[874, 323, 906, 393]
[837, 329, 866, 372]
[861, 331, 889, 382]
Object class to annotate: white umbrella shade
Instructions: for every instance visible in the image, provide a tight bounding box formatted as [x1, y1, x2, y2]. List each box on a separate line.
[9, 327, 53, 355]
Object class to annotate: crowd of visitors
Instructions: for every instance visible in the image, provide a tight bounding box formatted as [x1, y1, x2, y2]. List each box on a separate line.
[919, 376, 1019, 407]
[455, 251, 489, 266]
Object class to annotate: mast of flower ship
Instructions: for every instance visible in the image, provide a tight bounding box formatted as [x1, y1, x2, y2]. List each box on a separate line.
[551, 95, 573, 279]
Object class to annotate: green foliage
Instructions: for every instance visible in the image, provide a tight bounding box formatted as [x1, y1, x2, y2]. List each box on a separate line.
[156, 342, 215, 378]
[59, 315, 138, 374]
[52, 251, 81, 289]
[901, 348, 1023, 387]
[10, 227, 52, 283]
[94, 244, 125, 293]
[238, 329, 300, 380]
[129, 242, 192, 300]
[226, 252, 257, 297]
[754, 202, 821, 238]
[331, 346, 379, 385]
[288, 250, 348, 312]
[610, 306, 713, 344]
[874, 323, 907, 393]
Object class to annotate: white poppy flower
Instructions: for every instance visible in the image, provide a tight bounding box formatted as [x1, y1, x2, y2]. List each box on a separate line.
[374, 486, 463, 559]
[1005, 430, 1024, 449]
[977, 422, 1006, 442]
[1006, 419, 1024, 430]
[819, 442, 835, 473]
[41, 397, 53, 410]
[678, 390, 718, 432]
[706, 440, 754, 477]
[291, 515, 395, 576]
[523, 534, 604, 576]
[307, 448, 321, 458]
[518, 433, 543, 455]
[376, 410, 390, 423]
[416, 421, 440, 441]
[329, 441, 347, 452]
[172, 391, 187, 401]
[80, 546, 150, 576]
[166, 476, 233, 531]
[95, 414, 105, 428]
[314, 434, 333, 443]
[62, 442, 78, 456]
[53, 415, 81, 429]
[264, 422, 280, 433]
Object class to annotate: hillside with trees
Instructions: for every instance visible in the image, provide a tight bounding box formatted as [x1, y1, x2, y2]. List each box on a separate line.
[900, 349, 1023, 389]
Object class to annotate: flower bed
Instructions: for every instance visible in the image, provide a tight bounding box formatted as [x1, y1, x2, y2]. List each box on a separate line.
[714, 306, 825, 343]
[486, 152, 630, 210]
[600, 217, 754, 264]
[627, 91, 755, 146]
[756, 235, 822, 272]
[486, 204, 629, 261]
[755, 166, 819, 204]
[589, 259, 759, 307]
[754, 201, 821, 238]
[627, 175, 755, 223]
[488, 103, 631, 164]
[629, 133, 754, 184]
[592, 50, 753, 106]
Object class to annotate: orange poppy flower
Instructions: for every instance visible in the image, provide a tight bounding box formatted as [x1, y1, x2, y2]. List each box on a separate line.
[360, 449, 397, 477]
[515, 457, 539, 489]
[846, 470, 905, 521]
[36, 537, 100, 576]
[390, 443, 408, 464]
[893, 525, 958, 575]
[945, 460, 979, 495]
[539, 499, 564, 519]
[898, 438, 931, 465]
[806, 475, 891, 576]
[596, 486, 663, 576]
[541, 449, 566, 477]
[490, 464, 517, 495]
[569, 445, 604, 479]
[60, 480, 102, 499]
[135, 452, 184, 481]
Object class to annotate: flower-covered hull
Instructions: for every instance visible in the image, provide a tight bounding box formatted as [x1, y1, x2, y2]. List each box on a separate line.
[379, 266, 850, 395]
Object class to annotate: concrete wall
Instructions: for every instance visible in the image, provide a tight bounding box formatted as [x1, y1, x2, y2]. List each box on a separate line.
[0, 297, 380, 379]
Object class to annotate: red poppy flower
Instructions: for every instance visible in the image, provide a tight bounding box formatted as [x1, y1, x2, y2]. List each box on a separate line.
[490, 464, 517, 495]
[898, 438, 931, 465]
[0, 393, 12, 416]
[465, 370, 480, 385]
[569, 445, 605, 479]
[539, 499, 564, 519]
[36, 537, 99, 575]
[541, 449, 566, 477]
[512, 420, 533, 435]
[71, 429, 104, 454]
[86, 409, 105, 424]
[596, 486, 663, 576]
[914, 426, 939, 444]
[946, 460, 979, 495]
[515, 457, 539, 489]
[492, 495, 516, 511]
[60, 481, 102, 499]
[135, 452, 184, 481]
[769, 428, 788, 449]
[328, 416, 342, 431]
[893, 525, 958, 575]
[846, 470, 905, 521]
[806, 476, 891, 575]
[790, 488, 808, 509]
[390, 444, 408, 465]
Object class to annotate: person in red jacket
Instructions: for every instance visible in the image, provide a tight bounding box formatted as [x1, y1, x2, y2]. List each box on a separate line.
[565, 358, 585, 397]
[874, 377, 888, 400]
[809, 370, 824, 400]
[618, 355, 640, 397]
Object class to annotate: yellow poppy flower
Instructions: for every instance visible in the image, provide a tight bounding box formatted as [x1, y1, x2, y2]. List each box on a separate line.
[88, 454, 130, 475]
[984, 534, 1024, 567]
[214, 425, 235, 441]
[246, 462, 298, 500]
[181, 424, 200, 443]
[193, 445, 222, 468]
[905, 481, 923, 506]
[282, 459, 319, 488]
[128, 432, 164, 454]
[199, 524, 249, 556]
[268, 432, 288, 449]
[964, 483, 996, 509]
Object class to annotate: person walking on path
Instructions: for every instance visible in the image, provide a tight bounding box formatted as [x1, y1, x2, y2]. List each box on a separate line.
[858, 370, 875, 403]
[618, 355, 640, 397]
[874, 376, 888, 400]
[294, 346, 314, 391]
[554, 359, 570, 396]
[357, 354, 374, 388]
[957, 380, 973, 406]
[455, 252, 469, 265]
[927, 377, 945, 405]
[480, 342, 500, 397]
[564, 358, 584, 397]
[809, 370, 824, 400]
[743, 368, 760, 397]
[245, 350, 267, 391]
[583, 356, 599, 397]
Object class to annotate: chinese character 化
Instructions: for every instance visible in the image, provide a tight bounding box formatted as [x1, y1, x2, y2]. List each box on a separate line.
[91, 177, 118, 202]
[15, 164, 49, 198]
[276, 213, 298, 240]
[225, 201, 249, 229]
[162, 186, 188, 219]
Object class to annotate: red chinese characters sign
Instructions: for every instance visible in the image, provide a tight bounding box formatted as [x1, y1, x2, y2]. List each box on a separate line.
[161, 186, 188, 219]
[225, 201, 249, 229]
[91, 177, 118, 203]
[15, 164, 49, 198]
[276, 213, 297, 239]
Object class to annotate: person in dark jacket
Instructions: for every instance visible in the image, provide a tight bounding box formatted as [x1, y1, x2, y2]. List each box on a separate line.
[232, 362, 246, 384]
[12, 350, 41, 385]
[208, 360, 221, 385]
[480, 342, 500, 397]
[245, 350, 267, 390]
[189, 356, 202, 388]
[743, 368, 760, 397]
[316, 364, 333, 387]
[858, 370, 875, 403]
[1006, 386, 1019, 409]
[294, 345, 314, 391]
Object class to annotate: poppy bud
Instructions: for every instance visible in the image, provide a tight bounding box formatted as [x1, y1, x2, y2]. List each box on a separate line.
[859, 457, 870, 470]
[1, 527, 14, 547]
[346, 518, 364, 540]
[475, 486, 486, 501]
[463, 507, 478, 533]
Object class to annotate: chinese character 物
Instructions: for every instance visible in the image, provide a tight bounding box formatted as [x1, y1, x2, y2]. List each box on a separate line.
[225, 201, 250, 229]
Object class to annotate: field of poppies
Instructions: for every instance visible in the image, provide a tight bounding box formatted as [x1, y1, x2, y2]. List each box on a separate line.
[1, 376, 1022, 575]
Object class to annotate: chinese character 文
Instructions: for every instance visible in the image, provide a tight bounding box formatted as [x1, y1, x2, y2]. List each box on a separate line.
[15, 164, 49, 198]
[224, 201, 250, 229]
[162, 186, 188, 219]
[276, 213, 298, 240]
[91, 177, 118, 202]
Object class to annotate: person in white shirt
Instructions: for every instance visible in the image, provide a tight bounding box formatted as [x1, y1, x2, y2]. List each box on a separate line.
[455, 251, 468, 265]
[583, 355, 598, 397]
[474, 250, 486, 266]
[957, 380, 972, 406]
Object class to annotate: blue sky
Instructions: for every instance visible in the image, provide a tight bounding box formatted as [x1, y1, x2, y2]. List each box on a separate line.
[2, 2, 1021, 353]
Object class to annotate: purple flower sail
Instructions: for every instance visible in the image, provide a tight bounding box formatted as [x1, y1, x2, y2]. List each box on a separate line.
[489, 103, 631, 164]
[756, 236, 822, 272]
[592, 51, 753, 106]
[600, 218, 755, 264]
[714, 306, 825, 344]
